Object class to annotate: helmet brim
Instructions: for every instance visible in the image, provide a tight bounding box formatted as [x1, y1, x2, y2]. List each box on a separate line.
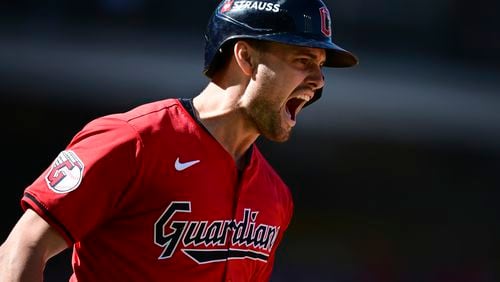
[257, 33, 359, 68]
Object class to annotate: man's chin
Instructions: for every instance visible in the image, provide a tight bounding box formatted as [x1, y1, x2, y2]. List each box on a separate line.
[263, 130, 292, 143]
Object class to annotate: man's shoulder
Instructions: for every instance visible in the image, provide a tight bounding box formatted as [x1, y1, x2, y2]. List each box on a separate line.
[125, 98, 181, 118]
[121, 98, 194, 130]
[86, 98, 190, 134]
[116, 98, 186, 123]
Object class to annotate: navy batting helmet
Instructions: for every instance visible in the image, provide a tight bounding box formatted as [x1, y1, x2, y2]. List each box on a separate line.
[203, 0, 358, 105]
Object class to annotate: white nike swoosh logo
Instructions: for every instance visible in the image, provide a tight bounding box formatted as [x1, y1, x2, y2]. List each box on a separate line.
[175, 157, 200, 171]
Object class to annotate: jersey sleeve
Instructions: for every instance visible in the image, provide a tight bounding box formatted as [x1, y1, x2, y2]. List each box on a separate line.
[21, 115, 142, 245]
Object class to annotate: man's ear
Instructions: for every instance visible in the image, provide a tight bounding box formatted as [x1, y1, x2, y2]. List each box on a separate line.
[233, 41, 257, 76]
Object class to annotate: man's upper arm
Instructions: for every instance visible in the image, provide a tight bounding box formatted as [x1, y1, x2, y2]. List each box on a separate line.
[0, 208, 69, 281]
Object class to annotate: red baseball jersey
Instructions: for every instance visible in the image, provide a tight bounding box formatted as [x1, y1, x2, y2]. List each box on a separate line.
[21, 98, 294, 281]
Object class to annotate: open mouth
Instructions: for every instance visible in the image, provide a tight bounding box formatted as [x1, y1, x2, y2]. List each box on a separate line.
[285, 95, 312, 121]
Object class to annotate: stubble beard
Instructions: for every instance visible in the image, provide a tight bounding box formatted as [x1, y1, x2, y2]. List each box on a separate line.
[248, 96, 291, 143]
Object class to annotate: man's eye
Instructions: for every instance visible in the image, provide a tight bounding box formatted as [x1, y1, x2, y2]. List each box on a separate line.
[297, 58, 309, 65]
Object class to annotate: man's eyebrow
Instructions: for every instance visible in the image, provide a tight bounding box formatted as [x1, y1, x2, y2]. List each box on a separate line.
[294, 50, 317, 57]
[294, 50, 326, 63]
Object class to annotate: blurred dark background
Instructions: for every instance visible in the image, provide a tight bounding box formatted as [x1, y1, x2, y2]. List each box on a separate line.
[1, 0, 500, 281]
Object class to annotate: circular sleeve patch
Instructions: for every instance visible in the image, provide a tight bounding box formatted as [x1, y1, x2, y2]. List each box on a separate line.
[45, 150, 85, 193]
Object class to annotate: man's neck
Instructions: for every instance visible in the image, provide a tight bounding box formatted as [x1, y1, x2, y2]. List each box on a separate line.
[192, 83, 259, 165]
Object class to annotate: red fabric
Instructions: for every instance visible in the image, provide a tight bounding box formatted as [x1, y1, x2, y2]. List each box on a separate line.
[22, 99, 293, 281]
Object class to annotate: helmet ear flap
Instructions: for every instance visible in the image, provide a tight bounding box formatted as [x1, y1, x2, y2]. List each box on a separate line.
[204, 40, 237, 78]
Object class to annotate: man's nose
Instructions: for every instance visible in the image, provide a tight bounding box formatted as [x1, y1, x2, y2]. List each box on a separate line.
[306, 65, 325, 91]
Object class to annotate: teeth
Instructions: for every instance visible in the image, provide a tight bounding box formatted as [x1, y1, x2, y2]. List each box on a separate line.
[296, 94, 312, 102]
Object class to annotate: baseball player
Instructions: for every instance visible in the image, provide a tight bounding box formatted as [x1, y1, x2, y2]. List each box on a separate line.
[0, 0, 357, 281]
